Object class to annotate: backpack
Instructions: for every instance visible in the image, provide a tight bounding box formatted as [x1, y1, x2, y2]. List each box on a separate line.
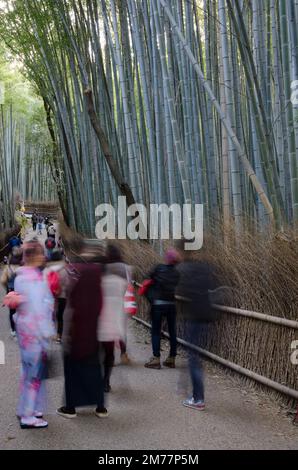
[45, 238, 55, 250]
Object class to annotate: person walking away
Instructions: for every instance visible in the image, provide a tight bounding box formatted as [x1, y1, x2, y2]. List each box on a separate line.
[37, 215, 43, 235]
[98, 245, 131, 392]
[31, 211, 38, 231]
[57, 241, 108, 419]
[45, 236, 56, 261]
[47, 223, 56, 240]
[144, 249, 180, 370]
[1, 248, 23, 337]
[44, 216, 50, 232]
[175, 242, 217, 411]
[103, 244, 133, 366]
[6, 241, 55, 429]
[44, 249, 66, 344]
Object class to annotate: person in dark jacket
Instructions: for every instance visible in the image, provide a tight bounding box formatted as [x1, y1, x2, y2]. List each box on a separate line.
[175, 242, 217, 411]
[31, 211, 38, 231]
[56, 241, 108, 419]
[144, 248, 181, 370]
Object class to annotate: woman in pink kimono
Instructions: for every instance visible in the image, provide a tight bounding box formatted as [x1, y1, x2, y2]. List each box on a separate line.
[13, 241, 55, 429]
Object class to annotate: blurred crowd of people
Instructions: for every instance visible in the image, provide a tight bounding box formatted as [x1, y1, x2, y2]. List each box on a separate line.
[31, 209, 58, 260]
[3, 232, 295, 430]
[1, 237, 135, 429]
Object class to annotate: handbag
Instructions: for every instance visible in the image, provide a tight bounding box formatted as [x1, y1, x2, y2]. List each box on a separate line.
[47, 271, 61, 297]
[38, 347, 63, 380]
[124, 266, 137, 315]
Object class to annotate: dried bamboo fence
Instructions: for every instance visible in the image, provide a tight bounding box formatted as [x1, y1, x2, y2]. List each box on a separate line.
[59, 236, 298, 406]
[132, 281, 298, 406]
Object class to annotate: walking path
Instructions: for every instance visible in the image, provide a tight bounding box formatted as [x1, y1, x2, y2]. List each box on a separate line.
[0, 225, 297, 449]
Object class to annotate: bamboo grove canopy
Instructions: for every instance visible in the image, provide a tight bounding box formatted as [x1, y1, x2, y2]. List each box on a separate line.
[0, 0, 297, 236]
[0, 45, 55, 229]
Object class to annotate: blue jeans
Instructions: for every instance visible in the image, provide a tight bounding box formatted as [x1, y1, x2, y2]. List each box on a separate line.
[185, 322, 209, 402]
[151, 304, 177, 358]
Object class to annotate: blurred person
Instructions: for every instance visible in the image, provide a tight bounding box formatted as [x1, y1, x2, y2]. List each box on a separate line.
[37, 215, 44, 235]
[7, 241, 55, 429]
[31, 210, 38, 231]
[175, 241, 217, 411]
[57, 241, 108, 419]
[45, 235, 56, 261]
[144, 248, 180, 370]
[1, 247, 23, 337]
[98, 244, 131, 393]
[44, 216, 50, 230]
[47, 223, 56, 240]
[107, 244, 133, 365]
[44, 249, 66, 344]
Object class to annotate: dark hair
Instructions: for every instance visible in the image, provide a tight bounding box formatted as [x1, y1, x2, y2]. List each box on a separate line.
[23, 241, 44, 264]
[106, 244, 123, 263]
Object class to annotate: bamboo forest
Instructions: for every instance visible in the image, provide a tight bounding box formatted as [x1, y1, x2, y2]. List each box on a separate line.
[0, 0, 298, 451]
[0, 0, 297, 236]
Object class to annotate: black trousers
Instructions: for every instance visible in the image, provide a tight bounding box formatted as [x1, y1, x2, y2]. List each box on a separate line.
[7, 288, 16, 332]
[56, 298, 66, 337]
[100, 342, 115, 387]
[9, 309, 16, 332]
[64, 354, 104, 410]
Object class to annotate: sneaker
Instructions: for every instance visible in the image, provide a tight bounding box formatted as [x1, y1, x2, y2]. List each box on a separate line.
[95, 407, 109, 418]
[104, 384, 112, 393]
[56, 406, 77, 419]
[120, 352, 131, 365]
[182, 397, 205, 411]
[20, 417, 48, 429]
[55, 336, 62, 344]
[17, 413, 43, 420]
[163, 356, 176, 368]
[10, 330, 16, 338]
[144, 357, 161, 369]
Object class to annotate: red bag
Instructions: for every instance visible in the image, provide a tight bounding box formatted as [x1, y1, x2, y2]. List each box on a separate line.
[138, 279, 154, 297]
[47, 271, 61, 297]
[124, 283, 137, 315]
